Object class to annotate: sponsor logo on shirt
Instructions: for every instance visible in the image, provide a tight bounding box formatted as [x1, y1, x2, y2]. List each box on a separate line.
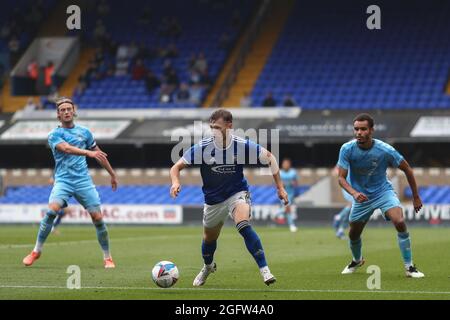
[211, 165, 236, 174]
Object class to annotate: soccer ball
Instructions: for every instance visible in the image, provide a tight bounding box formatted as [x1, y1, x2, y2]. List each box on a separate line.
[151, 260, 179, 288]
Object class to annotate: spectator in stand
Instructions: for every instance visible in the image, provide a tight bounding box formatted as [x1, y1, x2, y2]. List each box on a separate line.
[176, 83, 191, 102]
[115, 43, 130, 76]
[283, 95, 297, 107]
[44, 61, 55, 95]
[116, 43, 129, 61]
[189, 84, 203, 104]
[131, 59, 147, 81]
[240, 92, 252, 107]
[189, 69, 202, 86]
[262, 92, 277, 107]
[193, 52, 208, 75]
[145, 70, 160, 93]
[27, 60, 39, 94]
[159, 85, 172, 103]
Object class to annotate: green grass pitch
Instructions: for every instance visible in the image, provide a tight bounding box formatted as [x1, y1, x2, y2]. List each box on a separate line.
[0, 225, 449, 300]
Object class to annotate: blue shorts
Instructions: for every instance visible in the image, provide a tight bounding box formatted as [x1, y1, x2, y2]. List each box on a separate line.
[49, 179, 101, 213]
[350, 189, 401, 223]
[287, 191, 296, 204]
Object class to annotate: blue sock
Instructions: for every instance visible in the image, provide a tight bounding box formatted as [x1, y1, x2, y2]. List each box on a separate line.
[201, 240, 217, 265]
[94, 220, 110, 258]
[397, 232, 412, 267]
[237, 220, 267, 268]
[34, 210, 57, 252]
[349, 238, 362, 262]
[338, 207, 351, 229]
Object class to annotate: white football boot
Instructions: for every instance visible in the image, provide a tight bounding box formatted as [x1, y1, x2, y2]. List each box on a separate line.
[341, 258, 365, 274]
[193, 262, 216, 286]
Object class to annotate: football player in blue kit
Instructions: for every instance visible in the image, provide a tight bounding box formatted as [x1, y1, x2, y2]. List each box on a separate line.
[170, 109, 289, 286]
[337, 113, 424, 278]
[23, 98, 118, 268]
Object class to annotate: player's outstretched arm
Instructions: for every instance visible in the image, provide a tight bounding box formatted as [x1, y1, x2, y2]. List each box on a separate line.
[337, 166, 368, 203]
[56, 142, 107, 161]
[398, 160, 423, 213]
[259, 148, 289, 205]
[170, 159, 188, 198]
[92, 146, 118, 191]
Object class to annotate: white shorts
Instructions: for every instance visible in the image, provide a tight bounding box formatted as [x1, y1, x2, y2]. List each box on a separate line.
[203, 191, 252, 228]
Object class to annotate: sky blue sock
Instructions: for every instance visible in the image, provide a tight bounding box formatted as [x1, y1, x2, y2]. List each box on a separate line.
[94, 220, 110, 258]
[237, 220, 267, 268]
[397, 232, 412, 267]
[286, 212, 295, 227]
[53, 210, 64, 228]
[201, 240, 217, 265]
[349, 238, 362, 262]
[36, 210, 57, 246]
[339, 206, 351, 229]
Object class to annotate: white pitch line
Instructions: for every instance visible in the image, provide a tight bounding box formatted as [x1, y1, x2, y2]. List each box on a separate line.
[0, 230, 294, 250]
[1, 285, 450, 295]
[0, 234, 200, 250]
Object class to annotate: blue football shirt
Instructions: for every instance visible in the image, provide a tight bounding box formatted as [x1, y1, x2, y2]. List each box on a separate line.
[280, 168, 298, 196]
[337, 139, 404, 198]
[48, 125, 97, 183]
[182, 135, 262, 205]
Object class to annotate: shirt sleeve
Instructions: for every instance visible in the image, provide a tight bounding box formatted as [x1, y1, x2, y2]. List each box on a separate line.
[86, 129, 97, 150]
[181, 143, 202, 165]
[246, 139, 262, 161]
[385, 144, 404, 167]
[293, 170, 299, 182]
[337, 144, 350, 170]
[48, 131, 65, 152]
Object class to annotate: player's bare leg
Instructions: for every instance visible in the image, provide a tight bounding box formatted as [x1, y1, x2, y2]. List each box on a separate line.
[91, 212, 114, 269]
[234, 203, 276, 285]
[342, 221, 366, 274]
[193, 222, 222, 286]
[385, 207, 424, 278]
[23, 202, 62, 266]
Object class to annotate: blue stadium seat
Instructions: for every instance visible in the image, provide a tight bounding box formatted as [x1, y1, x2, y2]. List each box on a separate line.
[0, 184, 310, 205]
